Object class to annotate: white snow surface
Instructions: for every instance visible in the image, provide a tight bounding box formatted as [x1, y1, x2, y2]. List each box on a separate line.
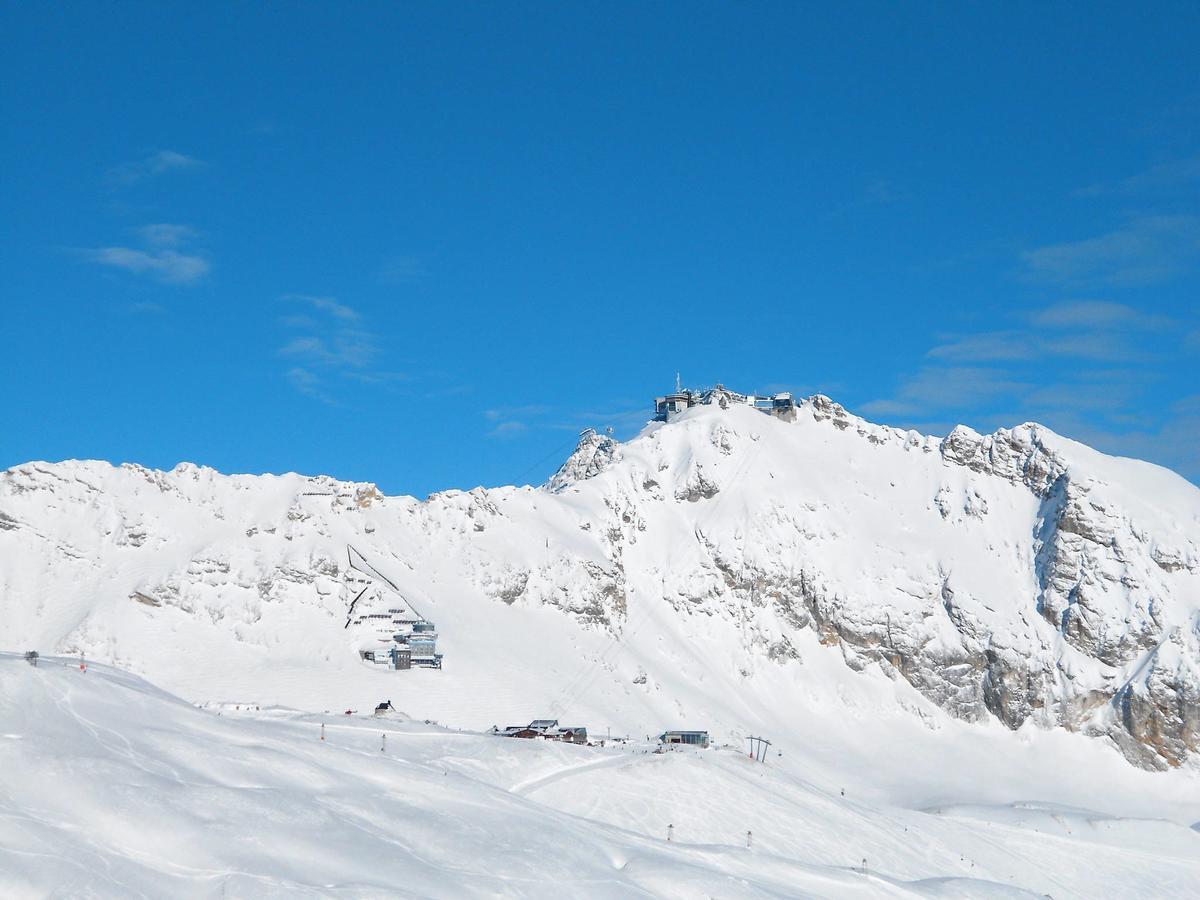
[3, 396, 1200, 893]
[3, 398, 1198, 758]
[2, 653, 1199, 898]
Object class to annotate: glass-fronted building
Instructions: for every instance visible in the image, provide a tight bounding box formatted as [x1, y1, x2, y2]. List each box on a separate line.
[659, 730, 710, 748]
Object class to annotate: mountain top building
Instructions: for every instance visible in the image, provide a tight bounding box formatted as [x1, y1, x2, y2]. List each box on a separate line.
[654, 382, 796, 422]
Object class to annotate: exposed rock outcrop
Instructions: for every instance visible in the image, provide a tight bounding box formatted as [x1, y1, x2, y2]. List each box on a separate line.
[3, 398, 1197, 770]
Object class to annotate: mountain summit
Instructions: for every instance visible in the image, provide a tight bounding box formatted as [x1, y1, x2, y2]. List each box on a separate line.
[3, 393, 1198, 769]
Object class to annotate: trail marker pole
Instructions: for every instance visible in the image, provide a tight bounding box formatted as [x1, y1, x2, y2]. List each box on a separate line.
[746, 830, 753, 849]
[320, 723, 325, 741]
[667, 824, 674, 842]
[381, 733, 386, 752]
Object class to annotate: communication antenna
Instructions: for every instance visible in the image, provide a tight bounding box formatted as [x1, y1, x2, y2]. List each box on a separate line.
[675, 371, 681, 393]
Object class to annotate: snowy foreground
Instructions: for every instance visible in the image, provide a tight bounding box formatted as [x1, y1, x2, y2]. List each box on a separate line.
[3, 654, 1199, 898]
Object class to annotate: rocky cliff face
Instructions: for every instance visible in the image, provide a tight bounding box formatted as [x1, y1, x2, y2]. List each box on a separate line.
[2, 396, 1197, 768]
[938, 422, 1200, 766]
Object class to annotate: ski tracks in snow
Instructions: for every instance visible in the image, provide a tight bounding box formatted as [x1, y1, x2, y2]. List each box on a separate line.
[509, 750, 654, 796]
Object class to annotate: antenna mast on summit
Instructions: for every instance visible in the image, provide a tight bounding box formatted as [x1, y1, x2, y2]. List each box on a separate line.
[675, 371, 682, 393]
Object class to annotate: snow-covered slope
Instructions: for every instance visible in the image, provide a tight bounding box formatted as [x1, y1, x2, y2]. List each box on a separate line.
[4, 653, 1199, 898]
[2, 395, 1199, 770]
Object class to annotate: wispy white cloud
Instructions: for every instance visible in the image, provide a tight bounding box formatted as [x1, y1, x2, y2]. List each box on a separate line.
[486, 421, 529, 439]
[1023, 378, 1143, 414]
[858, 367, 1029, 418]
[83, 246, 210, 284]
[278, 295, 399, 401]
[853, 398, 915, 417]
[480, 402, 652, 441]
[927, 331, 1034, 362]
[1033, 398, 1200, 483]
[106, 150, 204, 186]
[279, 336, 331, 360]
[282, 294, 360, 321]
[859, 298, 1199, 481]
[279, 332, 378, 369]
[82, 220, 209, 285]
[284, 367, 334, 404]
[136, 223, 197, 247]
[1074, 156, 1200, 197]
[1040, 331, 1139, 361]
[377, 255, 426, 285]
[1021, 215, 1200, 287]
[929, 330, 1136, 363]
[483, 405, 547, 439]
[1030, 300, 1170, 330]
[484, 405, 548, 422]
[930, 302, 1173, 364]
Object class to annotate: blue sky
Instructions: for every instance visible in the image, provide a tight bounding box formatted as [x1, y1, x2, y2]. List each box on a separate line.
[3, 4, 1198, 494]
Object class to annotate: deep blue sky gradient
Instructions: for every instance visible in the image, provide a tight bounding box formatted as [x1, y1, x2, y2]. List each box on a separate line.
[3, 4, 1198, 493]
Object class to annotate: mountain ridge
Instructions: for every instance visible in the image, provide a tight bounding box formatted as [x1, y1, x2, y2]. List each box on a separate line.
[3, 393, 1198, 770]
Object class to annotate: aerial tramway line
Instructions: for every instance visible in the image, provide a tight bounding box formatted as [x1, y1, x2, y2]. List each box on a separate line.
[344, 544, 443, 671]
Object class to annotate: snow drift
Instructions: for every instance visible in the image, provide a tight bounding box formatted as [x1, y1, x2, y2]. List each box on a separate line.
[3, 653, 1199, 897]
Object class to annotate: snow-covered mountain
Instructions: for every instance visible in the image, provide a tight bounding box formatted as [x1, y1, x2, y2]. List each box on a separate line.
[2, 394, 1198, 770]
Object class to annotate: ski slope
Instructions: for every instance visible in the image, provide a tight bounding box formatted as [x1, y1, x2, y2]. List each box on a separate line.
[2, 654, 1198, 898]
